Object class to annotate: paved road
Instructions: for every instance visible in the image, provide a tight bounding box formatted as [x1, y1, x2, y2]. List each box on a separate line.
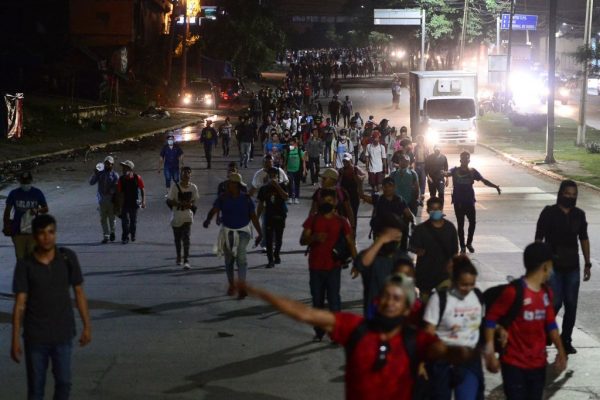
[0, 81, 599, 399]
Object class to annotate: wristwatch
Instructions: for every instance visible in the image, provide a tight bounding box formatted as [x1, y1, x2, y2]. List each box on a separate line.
[585, 262, 592, 268]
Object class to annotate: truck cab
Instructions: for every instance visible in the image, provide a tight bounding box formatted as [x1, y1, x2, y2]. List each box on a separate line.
[410, 71, 478, 153]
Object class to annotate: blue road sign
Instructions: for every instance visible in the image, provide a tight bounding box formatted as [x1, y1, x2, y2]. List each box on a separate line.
[501, 14, 538, 31]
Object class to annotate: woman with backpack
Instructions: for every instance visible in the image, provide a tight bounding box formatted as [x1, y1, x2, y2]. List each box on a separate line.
[423, 255, 484, 400]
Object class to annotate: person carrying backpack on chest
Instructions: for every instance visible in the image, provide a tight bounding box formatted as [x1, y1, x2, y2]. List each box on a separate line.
[391, 154, 420, 215]
[423, 256, 485, 400]
[238, 274, 477, 400]
[483, 242, 568, 400]
[117, 161, 145, 244]
[283, 137, 306, 204]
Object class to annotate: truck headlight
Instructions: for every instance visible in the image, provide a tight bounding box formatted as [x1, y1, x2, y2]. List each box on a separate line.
[559, 87, 570, 97]
[467, 129, 477, 140]
[204, 95, 213, 105]
[426, 129, 439, 143]
[182, 94, 192, 105]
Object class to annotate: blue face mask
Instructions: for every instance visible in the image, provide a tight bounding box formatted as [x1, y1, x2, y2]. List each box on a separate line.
[429, 210, 444, 221]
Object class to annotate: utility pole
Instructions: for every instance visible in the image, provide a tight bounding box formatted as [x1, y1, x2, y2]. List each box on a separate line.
[577, 0, 594, 146]
[545, 0, 557, 164]
[496, 16, 501, 54]
[180, 0, 189, 93]
[420, 8, 426, 70]
[165, 2, 178, 86]
[460, 0, 469, 64]
[506, 0, 516, 90]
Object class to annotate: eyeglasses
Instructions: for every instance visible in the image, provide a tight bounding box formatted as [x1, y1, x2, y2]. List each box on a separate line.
[372, 341, 390, 372]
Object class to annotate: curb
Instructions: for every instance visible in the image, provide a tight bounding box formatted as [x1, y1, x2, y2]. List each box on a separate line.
[478, 142, 600, 193]
[1, 118, 205, 166]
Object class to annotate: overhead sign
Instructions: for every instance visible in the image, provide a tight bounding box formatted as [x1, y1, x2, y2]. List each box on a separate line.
[501, 14, 538, 31]
[374, 8, 421, 26]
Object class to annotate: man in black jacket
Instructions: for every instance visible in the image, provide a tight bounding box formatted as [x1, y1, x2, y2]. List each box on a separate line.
[535, 179, 592, 354]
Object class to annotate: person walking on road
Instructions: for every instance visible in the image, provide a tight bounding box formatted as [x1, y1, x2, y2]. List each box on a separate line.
[159, 134, 184, 195]
[338, 153, 365, 231]
[328, 95, 342, 127]
[535, 179, 591, 355]
[410, 197, 459, 300]
[166, 166, 199, 270]
[283, 136, 306, 205]
[390, 154, 420, 216]
[89, 156, 119, 244]
[484, 242, 568, 400]
[347, 120, 362, 166]
[219, 117, 233, 156]
[301, 188, 356, 341]
[256, 168, 289, 268]
[365, 131, 387, 193]
[117, 160, 145, 244]
[447, 151, 501, 254]
[413, 135, 429, 204]
[11, 214, 92, 400]
[3, 171, 49, 260]
[425, 146, 449, 206]
[203, 173, 262, 299]
[200, 120, 218, 169]
[323, 118, 337, 167]
[306, 128, 324, 186]
[237, 117, 255, 169]
[333, 129, 353, 169]
[341, 95, 353, 128]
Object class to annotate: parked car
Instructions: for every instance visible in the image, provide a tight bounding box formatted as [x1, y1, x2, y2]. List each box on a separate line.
[180, 79, 218, 108]
[219, 77, 244, 103]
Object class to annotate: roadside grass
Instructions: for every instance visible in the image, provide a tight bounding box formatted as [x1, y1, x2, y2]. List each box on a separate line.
[478, 113, 600, 187]
[1, 95, 201, 162]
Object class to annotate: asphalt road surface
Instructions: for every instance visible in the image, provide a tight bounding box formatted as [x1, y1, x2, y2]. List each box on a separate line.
[0, 80, 599, 399]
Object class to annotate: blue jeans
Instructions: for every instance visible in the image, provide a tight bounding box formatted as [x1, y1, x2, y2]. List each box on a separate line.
[25, 340, 72, 400]
[288, 170, 301, 199]
[224, 230, 250, 284]
[164, 167, 180, 188]
[309, 267, 342, 337]
[549, 268, 580, 344]
[429, 357, 483, 400]
[501, 363, 545, 400]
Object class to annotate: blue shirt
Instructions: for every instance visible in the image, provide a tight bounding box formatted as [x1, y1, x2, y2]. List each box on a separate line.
[6, 187, 47, 234]
[89, 170, 119, 203]
[160, 145, 183, 170]
[450, 167, 483, 205]
[391, 168, 418, 203]
[214, 194, 255, 229]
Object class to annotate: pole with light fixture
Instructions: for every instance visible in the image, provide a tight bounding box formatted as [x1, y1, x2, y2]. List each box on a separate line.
[545, 0, 557, 164]
[421, 8, 426, 70]
[505, 0, 516, 91]
[460, 0, 469, 64]
[181, 0, 189, 92]
[577, 0, 594, 146]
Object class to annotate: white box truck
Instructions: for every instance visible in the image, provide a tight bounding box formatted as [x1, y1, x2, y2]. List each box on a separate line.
[409, 71, 478, 152]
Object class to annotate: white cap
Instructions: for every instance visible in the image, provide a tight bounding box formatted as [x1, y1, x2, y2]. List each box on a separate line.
[104, 156, 114, 164]
[120, 160, 135, 170]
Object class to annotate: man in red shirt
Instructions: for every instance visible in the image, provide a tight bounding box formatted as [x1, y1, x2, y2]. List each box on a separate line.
[117, 160, 146, 244]
[301, 188, 357, 341]
[484, 242, 568, 400]
[238, 274, 474, 400]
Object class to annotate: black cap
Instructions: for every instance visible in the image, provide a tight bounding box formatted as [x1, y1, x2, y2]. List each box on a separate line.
[19, 171, 33, 183]
[523, 242, 555, 271]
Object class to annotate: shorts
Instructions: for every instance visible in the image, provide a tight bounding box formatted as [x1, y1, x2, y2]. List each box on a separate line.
[368, 172, 384, 186]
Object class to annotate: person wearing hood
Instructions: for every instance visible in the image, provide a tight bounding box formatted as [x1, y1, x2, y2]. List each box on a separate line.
[239, 273, 475, 400]
[3, 171, 49, 260]
[89, 156, 119, 244]
[159, 133, 184, 195]
[535, 179, 591, 355]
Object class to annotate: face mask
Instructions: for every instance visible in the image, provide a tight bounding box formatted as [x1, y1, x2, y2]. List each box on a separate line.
[557, 195, 576, 208]
[167, 140, 174, 146]
[289, 145, 296, 150]
[368, 312, 405, 333]
[318, 203, 335, 214]
[429, 210, 444, 221]
[20, 184, 32, 192]
[126, 170, 134, 177]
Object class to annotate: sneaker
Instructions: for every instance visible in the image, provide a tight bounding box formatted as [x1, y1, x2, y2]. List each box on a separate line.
[237, 289, 248, 300]
[288, 198, 293, 204]
[460, 247, 466, 254]
[274, 255, 281, 264]
[312, 334, 324, 343]
[183, 261, 191, 270]
[176, 258, 182, 266]
[109, 232, 115, 242]
[564, 342, 577, 354]
[130, 235, 136, 242]
[261, 247, 267, 254]
[122, 238, 129, 244]
[266, 262, 275, 269]
[101, 237, 109, 244]
[294, 198, 299, 204]
[467, 244, 475, 253]
[227, 285, 236, 296]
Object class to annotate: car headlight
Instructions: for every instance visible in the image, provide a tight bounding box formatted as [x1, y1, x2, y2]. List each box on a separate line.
[467, 129, 477, 140]
[426, 129, 439, 143]
[182, 96, 191, 105]
[559, 87, 570, 97]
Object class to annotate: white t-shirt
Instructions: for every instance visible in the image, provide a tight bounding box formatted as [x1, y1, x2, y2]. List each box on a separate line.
[168, 183, 200, 227]
[251, 168, 289, 191]
[366, 143, 386, 173]
[423, 290, 483, 348]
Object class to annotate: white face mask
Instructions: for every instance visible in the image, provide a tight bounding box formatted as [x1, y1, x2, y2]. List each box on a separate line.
[289, 145, 296, 150]
[167, 140, 174, 146]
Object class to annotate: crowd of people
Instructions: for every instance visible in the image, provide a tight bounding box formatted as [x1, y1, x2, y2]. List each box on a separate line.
[2, 56, 594, 400]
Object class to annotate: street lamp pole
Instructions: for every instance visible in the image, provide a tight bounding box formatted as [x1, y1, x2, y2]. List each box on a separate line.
[545, 0, 557, 164]
[577, 0, 594, 146]
[506, 0, 516, 90]
[181, 0, 189, 92]
[460, 0, 469, 64]
[421, 8, 426, 70]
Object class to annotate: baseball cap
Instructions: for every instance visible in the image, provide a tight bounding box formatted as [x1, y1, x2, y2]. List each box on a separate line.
[523, 242, 555, 271]
[104, 156, 114, 164]
[342, 153, 353, 161]
[320, 168, 339, 181]
[229, 172, 247, 187]
[19, 171, 33, 183]
[385, 273, 417, 307]
[120, 160, 135, 170]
